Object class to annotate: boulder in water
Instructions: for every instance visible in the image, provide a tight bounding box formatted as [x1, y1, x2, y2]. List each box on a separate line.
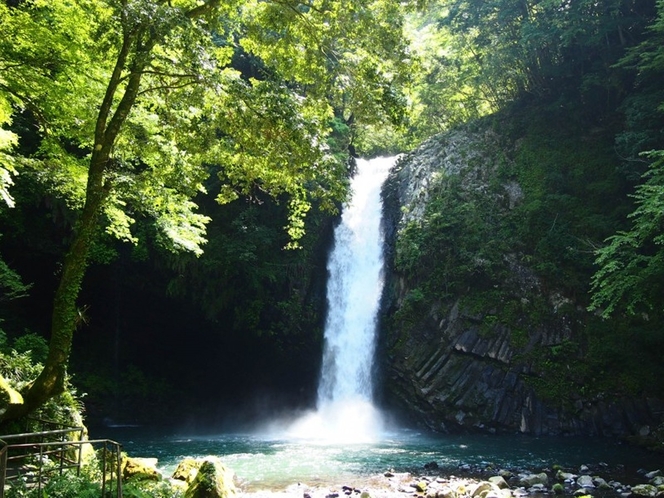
[435, 486, 457, 498]
[184, 458, 236, 498]
[594, 477, 611, 489]
[552, 483, 565, 494]
[413, 480, 428, 492]
[488, 476, 509, 489]
[650, 476, 664, 486]
[576, 475, 595, 489]
[469, 481, 497, 497]
[645, 470, 662, 480]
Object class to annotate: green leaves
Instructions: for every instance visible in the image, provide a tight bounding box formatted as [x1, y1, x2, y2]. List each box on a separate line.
[406, 0, 657, 138]
[588, 2, 664, 318]
[0, 257, 31, 302]
[590, 151, 664, 317]
[155, 197, 211, 256]
[0, 97, 18, 208]
[1, 0, 413, 253]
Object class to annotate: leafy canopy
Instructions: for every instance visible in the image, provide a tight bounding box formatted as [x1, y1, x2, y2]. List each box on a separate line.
[0, 0, 414, 251]
[0, 0, 415, 424]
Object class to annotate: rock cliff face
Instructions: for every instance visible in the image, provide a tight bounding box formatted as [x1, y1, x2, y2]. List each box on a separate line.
[378, 125, 664, 436]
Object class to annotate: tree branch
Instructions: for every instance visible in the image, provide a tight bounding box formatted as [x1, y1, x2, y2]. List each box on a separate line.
[94, 31, 133, 149]
[0, 374, 23, 407]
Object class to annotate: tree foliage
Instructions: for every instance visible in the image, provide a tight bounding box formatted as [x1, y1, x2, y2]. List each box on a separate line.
[590, 1, 664, 318]
[590, 151, 664, 318]
[398, 0, 658, 147]
[0, 0, 414, 424]
[396, 0, 664, 321]
[438, 0, 655, 107]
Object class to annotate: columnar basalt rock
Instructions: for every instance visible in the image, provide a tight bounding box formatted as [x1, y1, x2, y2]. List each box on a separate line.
[379, 125, 664, 436]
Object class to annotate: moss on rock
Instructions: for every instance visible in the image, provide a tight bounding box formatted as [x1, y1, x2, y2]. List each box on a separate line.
[185, 458, 236, 498]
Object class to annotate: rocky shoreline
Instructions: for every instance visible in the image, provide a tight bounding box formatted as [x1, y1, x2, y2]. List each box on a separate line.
[123, 447, 664, 498]
[240, 465, 664, 498]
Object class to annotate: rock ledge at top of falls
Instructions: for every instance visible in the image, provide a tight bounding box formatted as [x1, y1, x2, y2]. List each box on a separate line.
[378, 124, 664, 437]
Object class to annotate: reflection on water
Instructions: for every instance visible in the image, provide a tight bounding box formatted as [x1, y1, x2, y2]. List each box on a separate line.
[98, 426, 664, 491]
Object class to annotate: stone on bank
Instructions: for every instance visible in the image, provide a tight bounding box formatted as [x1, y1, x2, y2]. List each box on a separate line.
[120, 454, 237, 497]
[122, 456, 161, 481]
[181, 457, 237, 498]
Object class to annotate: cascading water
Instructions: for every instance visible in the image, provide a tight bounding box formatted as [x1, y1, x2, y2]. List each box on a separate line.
[287, 156, 396, 443]
[317, 157, 394, 408]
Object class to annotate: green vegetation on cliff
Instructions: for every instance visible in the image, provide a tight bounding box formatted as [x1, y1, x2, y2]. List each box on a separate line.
[385, 1, 664, 425]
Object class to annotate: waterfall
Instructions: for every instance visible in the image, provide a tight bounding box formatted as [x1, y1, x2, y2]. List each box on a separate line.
[317, 156, 393, 405]
[286, 156, 395, 443]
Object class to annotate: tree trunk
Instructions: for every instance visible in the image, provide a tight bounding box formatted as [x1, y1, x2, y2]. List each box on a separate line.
[0, 152, 109, 427]
[0, 0, 221, 429]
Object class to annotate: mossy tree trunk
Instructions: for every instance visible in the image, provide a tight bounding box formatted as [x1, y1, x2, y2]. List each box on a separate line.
[0, 23, 159, 427]
[0, 1, 229, 426]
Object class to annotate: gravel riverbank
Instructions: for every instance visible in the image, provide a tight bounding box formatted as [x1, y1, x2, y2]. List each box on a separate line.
[239, 465, 664, 498]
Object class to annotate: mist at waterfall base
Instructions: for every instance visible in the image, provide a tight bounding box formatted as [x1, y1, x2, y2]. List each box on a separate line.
[97, 157, 664, 489]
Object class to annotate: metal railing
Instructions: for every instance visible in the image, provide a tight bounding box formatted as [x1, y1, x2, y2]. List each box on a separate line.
[0, 426, 122, 497]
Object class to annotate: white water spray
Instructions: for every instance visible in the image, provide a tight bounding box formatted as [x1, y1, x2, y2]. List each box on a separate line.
[287, 156, 396, 443]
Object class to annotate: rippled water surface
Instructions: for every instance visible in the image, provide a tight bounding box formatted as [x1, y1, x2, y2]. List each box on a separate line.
[98, 425, 664, 490]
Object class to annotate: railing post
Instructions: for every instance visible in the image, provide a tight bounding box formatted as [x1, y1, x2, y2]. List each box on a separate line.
[101, 440, 107, 497]
[116, 442, 123, 498]
[38, 441, 44, 495]
[76, 429, 83, 477]
[59, 440, 65, 476]
[0, 439, 7, 498]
